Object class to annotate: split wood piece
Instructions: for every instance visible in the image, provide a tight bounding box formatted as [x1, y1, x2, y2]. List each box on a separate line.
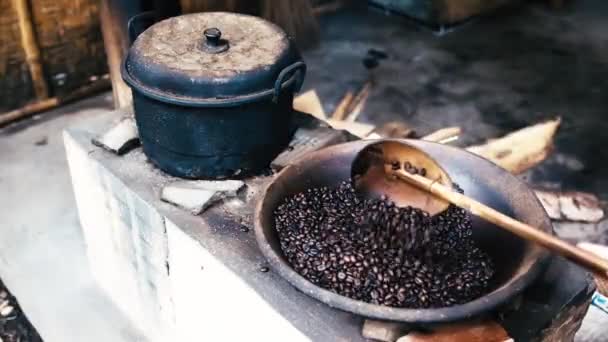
[293, 90, 327, 120]
[13, 0, 49, 100]
[397, 321, 511, 342]
[99, 0, 132, 109]
[161, 180, 245, 215]
[345, 81, 373, 122]
[393, 168, 608, 277]
[326, 119, 376, 138]
[421, 127, 461, 144]
[331, 91, 354, 121]
[362, 319, 409, 342]
[92, 115, 140, 155]
[364, 132, 383, 140]
[535, 190, 604, 223]
[374, 121, 417, 139]
[0, 77, 111, 127]
[466, 118, 561, 174]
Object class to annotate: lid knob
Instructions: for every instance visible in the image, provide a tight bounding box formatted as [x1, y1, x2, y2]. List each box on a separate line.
[203, 28, 229, 53]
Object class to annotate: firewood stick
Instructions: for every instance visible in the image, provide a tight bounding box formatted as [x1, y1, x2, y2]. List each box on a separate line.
[393, 169, 608, 277]
[421, 127, 461, 143]
[13, 0, 49, 100]
[0, 77, 111, 127]
[374, 121, 417, 139]
[345, 81, 372, 122]
[331, 91, 354, 121]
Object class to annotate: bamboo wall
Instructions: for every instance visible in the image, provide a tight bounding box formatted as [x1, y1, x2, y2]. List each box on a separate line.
[0, 1, 35, 112]
[0, 0, 107, 114]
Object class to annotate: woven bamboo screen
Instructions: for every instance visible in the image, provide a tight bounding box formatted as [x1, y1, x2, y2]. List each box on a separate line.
[0, 0, 107, 114]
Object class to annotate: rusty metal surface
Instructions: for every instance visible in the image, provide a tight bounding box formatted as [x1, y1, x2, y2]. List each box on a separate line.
[132, 12, 288, 78]
[254, 139, 552, 324]
[123, 12, 304, 106]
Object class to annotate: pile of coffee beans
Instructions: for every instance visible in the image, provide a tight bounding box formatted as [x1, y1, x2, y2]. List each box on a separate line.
[274, 181, 494, 308]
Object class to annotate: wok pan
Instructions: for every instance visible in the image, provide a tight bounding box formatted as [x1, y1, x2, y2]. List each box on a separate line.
[254, 139, 552, 324]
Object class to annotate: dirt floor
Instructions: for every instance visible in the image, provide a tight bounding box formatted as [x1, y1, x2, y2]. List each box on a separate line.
[307, 1, 608, 201]
[0, 281, 42, 342]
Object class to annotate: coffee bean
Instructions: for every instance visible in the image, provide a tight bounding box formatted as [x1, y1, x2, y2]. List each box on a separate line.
[273, 180, 494, 309]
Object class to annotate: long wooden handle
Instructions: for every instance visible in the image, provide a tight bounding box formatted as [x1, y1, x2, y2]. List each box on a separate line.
[394, 169, 608, 276]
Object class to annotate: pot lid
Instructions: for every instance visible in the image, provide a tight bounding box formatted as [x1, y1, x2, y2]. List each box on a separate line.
[123, 12, 303, 105]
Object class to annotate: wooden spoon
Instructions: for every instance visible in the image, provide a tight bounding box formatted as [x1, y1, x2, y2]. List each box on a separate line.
[352, 140, 608, 276]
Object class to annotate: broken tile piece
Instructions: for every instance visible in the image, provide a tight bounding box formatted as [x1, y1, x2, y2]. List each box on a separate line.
[559, 192, 605, 223]
[92, 117, 140, 155]
[161, 180, 245, 215]
[535, 190, 605, 223]
[535, 190, 562, 220]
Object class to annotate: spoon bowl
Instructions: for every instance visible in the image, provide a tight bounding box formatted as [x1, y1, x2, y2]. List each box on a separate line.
[352, 140, 453, 215]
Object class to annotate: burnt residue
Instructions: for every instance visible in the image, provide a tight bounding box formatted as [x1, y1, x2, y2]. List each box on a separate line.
[132, 13, 288, 79]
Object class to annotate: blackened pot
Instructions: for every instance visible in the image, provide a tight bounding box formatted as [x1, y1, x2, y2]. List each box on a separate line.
[122, 12, 306, 179]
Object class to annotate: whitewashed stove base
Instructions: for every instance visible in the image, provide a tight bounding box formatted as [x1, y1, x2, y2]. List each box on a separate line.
[64, 127, 364, 342]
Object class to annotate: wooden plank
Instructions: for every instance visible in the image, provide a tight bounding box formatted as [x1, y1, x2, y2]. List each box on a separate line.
[99, 0, 132, 109]
[535, 190, 604, 223]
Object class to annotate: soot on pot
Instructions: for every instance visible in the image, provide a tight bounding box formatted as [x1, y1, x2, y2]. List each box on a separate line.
[274, 181, 494, 308]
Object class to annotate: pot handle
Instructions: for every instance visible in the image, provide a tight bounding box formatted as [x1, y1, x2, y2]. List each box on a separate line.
[273, 61, 307, 103]
[127, 11, 157, 45]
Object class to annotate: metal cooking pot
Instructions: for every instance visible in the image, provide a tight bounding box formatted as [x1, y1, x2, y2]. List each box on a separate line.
[122, 12, 306, 179]
[254, 140, 552, 324]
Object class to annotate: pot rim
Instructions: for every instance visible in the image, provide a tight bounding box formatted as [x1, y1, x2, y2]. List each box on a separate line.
[254, 139, 552, 324]
[122, 59, 305, 108]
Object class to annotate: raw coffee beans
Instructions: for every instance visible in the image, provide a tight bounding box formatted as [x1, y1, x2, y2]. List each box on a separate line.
[274, 181, 494, 308]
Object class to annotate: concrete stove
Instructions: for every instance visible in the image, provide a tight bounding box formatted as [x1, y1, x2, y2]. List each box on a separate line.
[64, 109, 594, 342]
